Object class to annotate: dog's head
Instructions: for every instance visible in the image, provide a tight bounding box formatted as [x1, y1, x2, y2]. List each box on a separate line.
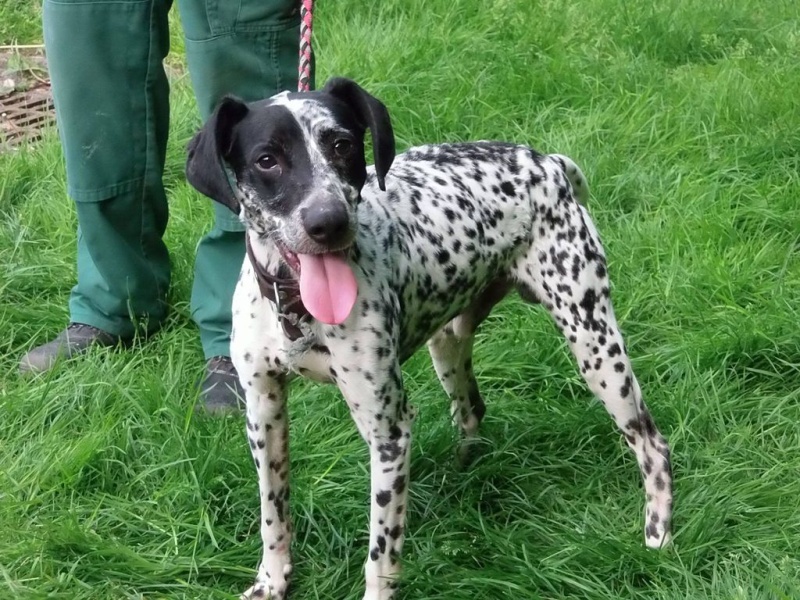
[185, 77, 395, 260]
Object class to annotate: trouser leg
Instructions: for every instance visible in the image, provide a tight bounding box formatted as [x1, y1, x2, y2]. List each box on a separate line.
[44, 0, 173, 338]
[179, 0, 313, 358]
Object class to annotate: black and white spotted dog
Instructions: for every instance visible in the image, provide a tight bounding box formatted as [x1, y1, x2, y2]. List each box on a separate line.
[186, 78, 673, 600]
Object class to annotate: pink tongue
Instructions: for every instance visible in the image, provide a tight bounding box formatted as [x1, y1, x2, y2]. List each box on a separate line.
[297, 252, 358, 324]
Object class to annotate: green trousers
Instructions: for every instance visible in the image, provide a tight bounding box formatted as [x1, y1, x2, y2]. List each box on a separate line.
[42, 0, 312, 358]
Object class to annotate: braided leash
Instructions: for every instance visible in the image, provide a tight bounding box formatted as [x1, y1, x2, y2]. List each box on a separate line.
[298, 0, 314, 92]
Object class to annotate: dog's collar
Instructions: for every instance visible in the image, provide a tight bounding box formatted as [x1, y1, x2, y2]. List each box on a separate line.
[245, 236, 310, 341]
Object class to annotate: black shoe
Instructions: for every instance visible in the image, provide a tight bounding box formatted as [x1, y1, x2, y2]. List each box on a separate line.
[19, 323, 124, 375]
[199, 356, 245, 414]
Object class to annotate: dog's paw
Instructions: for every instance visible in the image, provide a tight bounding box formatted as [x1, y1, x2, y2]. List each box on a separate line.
[362, 580, 399, 600]
[455, 437, 486, 469]
[644, 497, 672, 550]
[644, 512, 672, 549]
[240, 584, 272, 600]
[645, 527, 672, 550]
[240, 578, 287, 600]
[241, 561, 292, 600]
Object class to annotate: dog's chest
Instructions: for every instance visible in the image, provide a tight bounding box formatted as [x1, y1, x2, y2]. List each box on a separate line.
[292, 343, 335, 382]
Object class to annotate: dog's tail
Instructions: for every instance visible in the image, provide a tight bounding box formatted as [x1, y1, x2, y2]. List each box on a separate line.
[549, 154, 590, 205]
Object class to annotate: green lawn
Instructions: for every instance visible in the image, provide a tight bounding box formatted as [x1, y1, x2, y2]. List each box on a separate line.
[2, 0, 800, 598]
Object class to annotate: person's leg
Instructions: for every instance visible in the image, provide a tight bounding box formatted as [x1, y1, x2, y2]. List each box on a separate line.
[179, 0, 313, 361]
[21, 0, 173, 373]
[178, 0, 312, 411]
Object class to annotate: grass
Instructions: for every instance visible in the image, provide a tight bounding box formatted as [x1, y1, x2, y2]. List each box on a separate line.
[0, 2, 40, 45]
[2, 0, 800, 598]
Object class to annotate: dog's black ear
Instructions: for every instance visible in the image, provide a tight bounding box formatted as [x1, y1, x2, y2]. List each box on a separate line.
[322, 77, 395, 191]
[185, 96, 249, 213]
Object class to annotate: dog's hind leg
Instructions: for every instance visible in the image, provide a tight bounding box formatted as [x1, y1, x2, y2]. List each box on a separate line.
[513, 183, 672, 548]
[427, 281, 511, 463]
[428, 322, 484, 463]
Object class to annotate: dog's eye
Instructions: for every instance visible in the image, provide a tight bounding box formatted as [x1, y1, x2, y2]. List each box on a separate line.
[333, 139, 353, 157]
[256, 154, 279, 171]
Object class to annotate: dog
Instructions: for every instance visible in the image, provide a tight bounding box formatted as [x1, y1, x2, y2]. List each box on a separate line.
[185, 77, 673, 600]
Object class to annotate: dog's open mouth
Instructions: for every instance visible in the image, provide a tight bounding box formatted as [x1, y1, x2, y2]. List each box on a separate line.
[277, 243, 358, 326]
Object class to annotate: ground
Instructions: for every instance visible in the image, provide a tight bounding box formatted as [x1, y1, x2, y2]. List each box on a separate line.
[1, 0, 799, 598]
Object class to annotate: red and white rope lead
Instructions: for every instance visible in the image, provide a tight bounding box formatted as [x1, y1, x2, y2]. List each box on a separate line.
[298, 0, 314, 92]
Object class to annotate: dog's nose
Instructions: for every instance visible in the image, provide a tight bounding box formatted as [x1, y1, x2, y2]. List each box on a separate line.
[302, 203, 350, 245]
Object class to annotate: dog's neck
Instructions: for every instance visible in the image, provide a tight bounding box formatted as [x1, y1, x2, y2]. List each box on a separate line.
[245, 231, 280, 269]
[245, 233, 310, 341]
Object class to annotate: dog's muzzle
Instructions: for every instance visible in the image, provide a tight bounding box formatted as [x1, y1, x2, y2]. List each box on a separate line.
[300, 201, 351, 248]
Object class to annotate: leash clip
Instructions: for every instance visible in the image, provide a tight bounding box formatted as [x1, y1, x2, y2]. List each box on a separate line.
[273, 281, 282, 315]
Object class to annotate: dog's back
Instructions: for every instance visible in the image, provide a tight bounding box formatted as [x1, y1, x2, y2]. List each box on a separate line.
[356, 141, 581, 358]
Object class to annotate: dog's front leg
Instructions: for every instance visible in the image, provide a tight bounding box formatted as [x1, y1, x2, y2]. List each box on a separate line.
[230, 256, 295, 599]
[337, 359, 413, 600]
[236, 367, 292, 600]
[236, 366, 292, 600]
